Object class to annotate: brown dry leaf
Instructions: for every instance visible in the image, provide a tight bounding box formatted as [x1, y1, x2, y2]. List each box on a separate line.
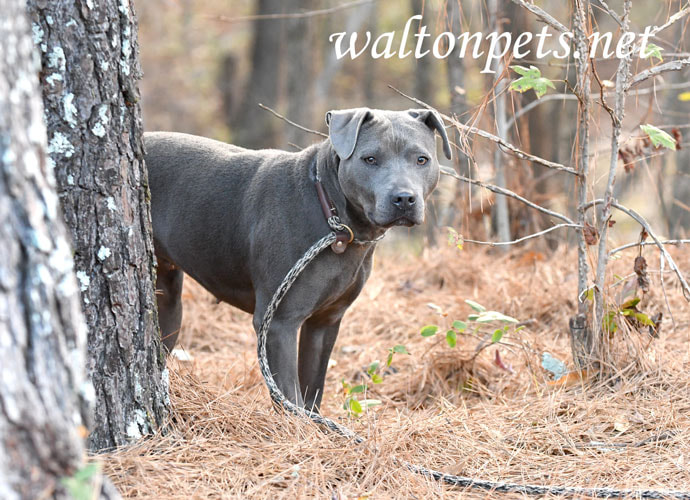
[672, 128, 682, 150]
[634, 256, 649, 293]
[583, 223, 598, 245]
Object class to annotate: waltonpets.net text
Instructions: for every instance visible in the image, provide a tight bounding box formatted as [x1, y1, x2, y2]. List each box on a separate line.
[329, 15, 658, 74]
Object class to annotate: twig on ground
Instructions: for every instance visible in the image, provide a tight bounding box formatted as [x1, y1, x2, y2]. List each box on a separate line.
[461, 224, 580, 248]
[258, 103, 328, 138]
[439, 166, 575, 224]
[390, 86, 579, 176]
[211, 0, 374, 23]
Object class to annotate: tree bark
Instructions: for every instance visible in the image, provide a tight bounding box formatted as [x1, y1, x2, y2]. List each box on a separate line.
[26, 0, 169, 451]
[0, 1, 118, 497]
[233, 0, 285, 149]
[285, 0, 317, 148]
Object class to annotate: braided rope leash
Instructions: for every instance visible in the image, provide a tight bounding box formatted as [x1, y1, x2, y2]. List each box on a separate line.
[256, 226, 690, 498]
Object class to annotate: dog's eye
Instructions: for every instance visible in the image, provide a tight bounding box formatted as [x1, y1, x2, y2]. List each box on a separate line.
[417, 156, 429, 166]
[363, 156, 377, 165]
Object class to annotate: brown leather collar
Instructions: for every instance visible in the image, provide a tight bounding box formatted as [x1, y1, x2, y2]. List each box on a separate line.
[315, 180, 354, 254]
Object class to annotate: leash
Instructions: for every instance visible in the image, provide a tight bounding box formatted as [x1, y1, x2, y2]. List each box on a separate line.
[256, 223, 690, 498]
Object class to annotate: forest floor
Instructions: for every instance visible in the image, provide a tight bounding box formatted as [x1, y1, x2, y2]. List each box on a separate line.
[102, 243, 690, 499]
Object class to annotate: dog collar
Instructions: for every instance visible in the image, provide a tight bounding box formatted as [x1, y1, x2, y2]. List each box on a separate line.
[315, 180, 354, 254]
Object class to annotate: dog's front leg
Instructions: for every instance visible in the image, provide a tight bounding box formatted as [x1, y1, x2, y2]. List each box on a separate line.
[298, 316, 343, 412]
[261, 316, 305, 407]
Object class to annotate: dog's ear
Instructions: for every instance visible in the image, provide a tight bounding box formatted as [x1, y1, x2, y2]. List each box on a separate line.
[408, 109, 452, 161]
[325, 108, 372, 160]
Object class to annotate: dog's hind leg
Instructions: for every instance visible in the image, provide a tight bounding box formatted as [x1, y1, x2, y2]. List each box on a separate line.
[298, 315, 343, 412]
[155, 258, 184, 352]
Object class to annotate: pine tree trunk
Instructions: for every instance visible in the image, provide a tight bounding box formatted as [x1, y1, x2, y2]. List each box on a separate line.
[0, 2, 118, 497]
[285, 0, 316, 148]
[233, 0, 285, 148]
[26, 0, 169, 451]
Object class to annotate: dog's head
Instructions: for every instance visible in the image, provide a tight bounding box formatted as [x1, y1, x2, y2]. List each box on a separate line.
[326, 108, 451, 228]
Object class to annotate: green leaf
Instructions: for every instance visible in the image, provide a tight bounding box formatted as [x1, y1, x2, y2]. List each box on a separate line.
[61, 464, 100, 500]
[452, 320, 467, 332]
[348, 398, 363, 415]
[491, 328, 504, 343]
[367, 361, 379, 375]
[420, 325, 439, 337]
[515, 325, 525, 332]
[465, 299, 486, 312]
[642, 42, 663, 61]
[371, 373, 383, 384]
[584, 289, 594, 302]
[475, 311, 519, 324]
[509, 65, 556, 98]
[392, 344, 409, 355]
[620, 297, 641, 310]
[467, 314, 480, 322]
[386, 352, 394, 367]
[349, 384, 366, 394]
[633, 312, 655, 327]
[641, 124, 678, 150]
[446, 329, 457, 348]
[362, 399, 382, 408]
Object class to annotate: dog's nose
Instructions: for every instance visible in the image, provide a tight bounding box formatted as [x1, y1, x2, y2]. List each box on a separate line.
[391, 192, 416, 210]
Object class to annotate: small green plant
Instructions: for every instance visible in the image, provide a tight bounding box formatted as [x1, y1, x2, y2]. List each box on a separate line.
[341, 346, 409, 417]
[386, 344, 409, 367]
[420, 299, 522, 351]
[601, 296, 659, 336]
[60, 463, 100, 500]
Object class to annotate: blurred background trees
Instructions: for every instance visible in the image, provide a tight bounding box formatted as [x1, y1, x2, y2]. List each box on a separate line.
[136, 0, 690, 247]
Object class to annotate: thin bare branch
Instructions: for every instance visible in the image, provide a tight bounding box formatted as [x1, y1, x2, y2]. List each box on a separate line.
[211, 0, 374, 23]
[628, 58, 690, 89]
[587, 199, 690, 300]
[439, 166, 575, 224]
[509, 0, 569, 33]
[609, 239, 690, 255]
[462, 224, 580, 247]
[612, 202, 690, 301]
[645, 3, 690, 40]
[506, 81, 690, 128]
[258, 103, 328, 138]
[593, 0, 623, 27]
[390, 85, 579, 176]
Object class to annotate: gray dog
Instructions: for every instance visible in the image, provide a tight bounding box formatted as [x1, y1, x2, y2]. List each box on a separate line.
[145, 108, 451, 410]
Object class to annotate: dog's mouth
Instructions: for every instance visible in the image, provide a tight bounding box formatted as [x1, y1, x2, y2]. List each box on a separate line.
[388, 217, 415, 228]
[369, 213, 419, 228]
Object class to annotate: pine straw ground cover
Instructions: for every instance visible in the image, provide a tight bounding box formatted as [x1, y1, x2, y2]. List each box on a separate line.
[101, 244, 690, 499]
